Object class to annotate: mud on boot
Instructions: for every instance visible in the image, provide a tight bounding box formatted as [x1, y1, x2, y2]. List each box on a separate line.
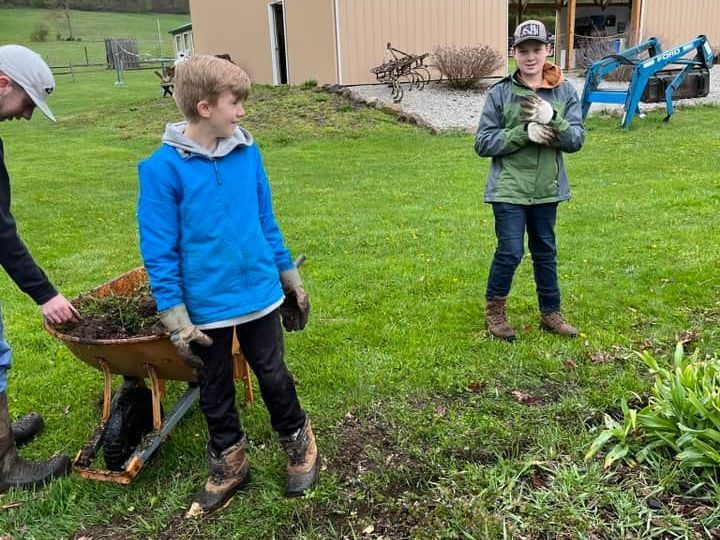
[485, 296, 516, 341]
[279, 416, 319, 498]
[12, 411, 44, 448]
[0, 394, 70, 493]
[540, 311, 578, 337]
[185, 435, 250, 518]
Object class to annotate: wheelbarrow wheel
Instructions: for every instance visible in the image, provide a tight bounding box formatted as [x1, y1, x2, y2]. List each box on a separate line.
[102, 387, 159, 471]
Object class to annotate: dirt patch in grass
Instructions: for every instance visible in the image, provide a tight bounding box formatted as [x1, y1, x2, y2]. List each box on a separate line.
[72, 518, 137, 540]
[284, 409, 441, 539]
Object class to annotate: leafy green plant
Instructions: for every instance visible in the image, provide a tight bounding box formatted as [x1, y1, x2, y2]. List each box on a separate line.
[587, 343, 720, 469]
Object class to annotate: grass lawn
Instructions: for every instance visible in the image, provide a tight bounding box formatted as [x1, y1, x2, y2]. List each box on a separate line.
[0, 65, 719, 539]
[0, 7, 188, 67]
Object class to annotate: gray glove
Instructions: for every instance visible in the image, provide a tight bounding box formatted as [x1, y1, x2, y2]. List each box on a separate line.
[279, 267, 310, 332]
[527, 122, 558, 145]
[521, 94, 556, 125]
[159, 304, 213, 371]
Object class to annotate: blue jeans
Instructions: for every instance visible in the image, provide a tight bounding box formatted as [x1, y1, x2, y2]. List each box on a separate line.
[486, 202, 561, 313]
[0, 302, 11, 395]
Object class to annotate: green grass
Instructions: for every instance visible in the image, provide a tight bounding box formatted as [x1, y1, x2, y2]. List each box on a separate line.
[0, 7, 188, 67]
[0, 61, 720, 539]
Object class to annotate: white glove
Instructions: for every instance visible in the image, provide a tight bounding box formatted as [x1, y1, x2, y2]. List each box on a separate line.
[527, 122, 557, 145]
[521, 95, 555, 125]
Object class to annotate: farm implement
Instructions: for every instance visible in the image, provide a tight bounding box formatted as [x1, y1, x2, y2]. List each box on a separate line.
[581, 35, 714, 128]
[370, 43, 431, 103]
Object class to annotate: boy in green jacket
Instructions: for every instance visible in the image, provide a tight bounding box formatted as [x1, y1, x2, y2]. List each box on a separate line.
[475, 20, 585, 341]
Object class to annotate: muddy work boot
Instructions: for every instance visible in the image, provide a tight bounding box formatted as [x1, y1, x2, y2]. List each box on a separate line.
[186, 436, 250, 518]
[485, 296, 516, 342]
[540, 311, 579, 338]
[12, 411, 44, 448]
[279, 417, 319, 498]
[0, 394, 71, 493]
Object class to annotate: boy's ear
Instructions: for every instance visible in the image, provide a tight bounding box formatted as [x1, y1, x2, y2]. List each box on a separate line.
[196, 99, 212, 119]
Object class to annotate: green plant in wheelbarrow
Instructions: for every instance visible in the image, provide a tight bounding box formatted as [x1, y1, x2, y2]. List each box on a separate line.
[586, 343, 720, 470]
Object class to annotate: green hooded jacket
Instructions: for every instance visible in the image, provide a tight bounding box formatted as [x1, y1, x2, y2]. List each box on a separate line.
[475, 64, 585, 205]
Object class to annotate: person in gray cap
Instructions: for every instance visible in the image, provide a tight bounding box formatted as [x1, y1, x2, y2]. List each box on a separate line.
[0, 44, 79, 491]
[475, 20, 585, 341]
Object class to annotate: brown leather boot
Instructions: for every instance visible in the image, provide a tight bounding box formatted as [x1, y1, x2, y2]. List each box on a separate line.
[279, 417, 319, 498]
[185, 435, 250, 518]
[0, 394, 70, 493]
[540, 311, 578, 337]
[485, 297, 516, 341]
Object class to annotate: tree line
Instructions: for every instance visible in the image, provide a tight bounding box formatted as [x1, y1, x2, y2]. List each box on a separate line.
[2, 0, 189, 14]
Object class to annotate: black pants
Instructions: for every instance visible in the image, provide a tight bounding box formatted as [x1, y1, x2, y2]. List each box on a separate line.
[191, 309, 306, 452]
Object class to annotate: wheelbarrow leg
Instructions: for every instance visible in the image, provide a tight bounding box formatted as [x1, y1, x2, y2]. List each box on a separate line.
[232, 332, 254, 405]
[144, 364, 165, 432]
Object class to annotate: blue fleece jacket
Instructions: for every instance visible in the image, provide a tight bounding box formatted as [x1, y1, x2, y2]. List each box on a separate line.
[137, 123, 294, 325]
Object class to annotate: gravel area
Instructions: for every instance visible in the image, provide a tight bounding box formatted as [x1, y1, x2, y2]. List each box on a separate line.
[350, 66, 720, 132]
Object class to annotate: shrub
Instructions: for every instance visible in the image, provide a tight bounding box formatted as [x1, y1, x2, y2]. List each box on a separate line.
[586, 344, 720, 470]
[300, 79, 318, 90]
[30, 20, 50, 42]
[578, 32, 634, 82]
[432, 44, 503, 90]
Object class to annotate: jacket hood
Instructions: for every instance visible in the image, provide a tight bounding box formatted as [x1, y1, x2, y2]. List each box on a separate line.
[162, 122, 254, 158]
[511, 62, 564, 90]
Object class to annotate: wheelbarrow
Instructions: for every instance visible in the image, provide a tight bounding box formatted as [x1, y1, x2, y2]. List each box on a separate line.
[45, 267, 254, 485]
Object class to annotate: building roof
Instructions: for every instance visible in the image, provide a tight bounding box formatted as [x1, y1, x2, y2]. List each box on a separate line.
[169, 22, 192, 35]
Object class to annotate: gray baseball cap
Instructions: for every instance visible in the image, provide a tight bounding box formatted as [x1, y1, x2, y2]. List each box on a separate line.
[0, 45, 56, 122]
[513, 20, 550, 47]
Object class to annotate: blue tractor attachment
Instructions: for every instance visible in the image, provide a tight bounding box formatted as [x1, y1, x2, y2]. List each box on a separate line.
[581, 35, 714, 128]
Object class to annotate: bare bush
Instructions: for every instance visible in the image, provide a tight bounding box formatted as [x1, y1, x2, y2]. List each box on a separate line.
[432, 44, 503, 90]
[30, 20, 50, 42]
[578, 32, 634, 82]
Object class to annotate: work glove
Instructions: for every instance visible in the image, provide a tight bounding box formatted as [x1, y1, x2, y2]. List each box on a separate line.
[521, 95, 556, 125]
[279, 267, 310, 332]
[159, 304, 213, 371]
[527, 122, 558, 145]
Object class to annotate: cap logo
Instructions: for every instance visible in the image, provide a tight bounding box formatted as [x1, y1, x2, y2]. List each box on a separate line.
[520, 23, 541, 37]
[45, 86, 53, 96]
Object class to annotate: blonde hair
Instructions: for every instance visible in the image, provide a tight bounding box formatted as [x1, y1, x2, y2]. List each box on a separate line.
[173, 55, 251, 122]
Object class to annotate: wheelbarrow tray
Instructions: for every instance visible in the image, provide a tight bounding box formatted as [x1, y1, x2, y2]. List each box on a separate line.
[45, 267, 253, 484]
[45, 266, 197, 382]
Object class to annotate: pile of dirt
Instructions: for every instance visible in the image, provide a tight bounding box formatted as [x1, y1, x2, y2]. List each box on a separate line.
[56, 282, 166, 340]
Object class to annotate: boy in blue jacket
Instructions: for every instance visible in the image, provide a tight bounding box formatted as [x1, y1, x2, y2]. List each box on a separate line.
[137, 55, 318, 517]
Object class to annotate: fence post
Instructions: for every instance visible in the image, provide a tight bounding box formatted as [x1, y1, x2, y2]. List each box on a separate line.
[69, 63, 75, 82]
[84, 46, 89, 65]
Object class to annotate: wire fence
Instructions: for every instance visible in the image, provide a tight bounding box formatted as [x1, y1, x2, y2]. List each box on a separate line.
[0, 37, 175, 73]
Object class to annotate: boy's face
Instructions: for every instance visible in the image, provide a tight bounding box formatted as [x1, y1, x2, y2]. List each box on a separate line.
[0, 76, 36, 121]
[205, 90, 245, 138]
[513, 41, 552, 78]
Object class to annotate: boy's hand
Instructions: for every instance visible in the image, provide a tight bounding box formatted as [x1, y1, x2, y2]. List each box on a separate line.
[527, 122, 558, 145]
[280, 268, 310, 332]
[159, 304, 213, 371]
[521, 95, 556, 125]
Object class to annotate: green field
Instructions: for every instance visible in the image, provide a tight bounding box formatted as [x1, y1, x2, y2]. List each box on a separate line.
[0, 7, 187, 67]
[0, 10, 720, 540]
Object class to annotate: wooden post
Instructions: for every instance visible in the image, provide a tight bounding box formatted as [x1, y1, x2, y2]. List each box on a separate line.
[566, 0, 577, 70]
[630, 0, 643, 46]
